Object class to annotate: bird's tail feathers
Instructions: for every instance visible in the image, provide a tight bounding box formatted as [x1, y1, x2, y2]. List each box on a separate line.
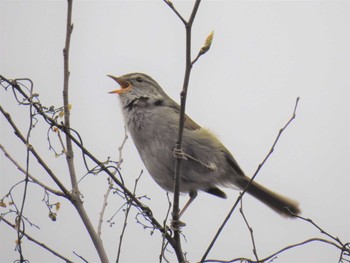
[235, 177, 300, 218]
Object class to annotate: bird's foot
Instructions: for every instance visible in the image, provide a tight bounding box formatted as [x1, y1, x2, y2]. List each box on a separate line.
[173, 148, 188, 160]
[171, 219, 186, 231]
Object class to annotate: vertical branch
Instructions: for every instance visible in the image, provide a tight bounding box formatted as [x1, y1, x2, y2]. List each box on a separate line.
[61, 1, 109, 262]
[16, 79, 35, 262]
[171, 1, 201, 262]
[62, 0, 78, 192]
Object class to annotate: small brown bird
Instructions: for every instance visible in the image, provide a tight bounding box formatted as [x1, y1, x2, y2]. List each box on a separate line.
[109, 72, 300, 218]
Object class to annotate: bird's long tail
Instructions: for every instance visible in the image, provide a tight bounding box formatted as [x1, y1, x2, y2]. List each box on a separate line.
[236, 177, 301, 218]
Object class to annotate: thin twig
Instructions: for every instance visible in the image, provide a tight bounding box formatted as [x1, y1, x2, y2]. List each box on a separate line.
[72, 251, 89, 263]
[204, 237, 344, 263]
[1, 76, 174, 258]
[0, 106, 71, 197]
[0, 216, 74, 263]
[2, 76, 169, 234]
[163, 0, 186, 25]
[116, 170, 143, 262]
[0, 145, 65, 197]
[15, 78, 36, 261]
[116, 125, 128, 169]
[201, 97, 300, 262]
[97, 178, 113, 238]
[160, 192, 173, 263]
[239, 200, 259, 261]
[294, 213, 348, 249]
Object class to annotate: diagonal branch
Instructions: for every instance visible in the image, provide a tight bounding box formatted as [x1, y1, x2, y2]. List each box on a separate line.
[201, 97, 300, 262]
[0, 75, 175, 250]
[0, 216, 74, 263]
[0, 105, 71, 197]
[0, 144, 65, 197]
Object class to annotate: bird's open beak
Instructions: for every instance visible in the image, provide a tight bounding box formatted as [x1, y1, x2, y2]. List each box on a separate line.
[107, 75, 132, 94]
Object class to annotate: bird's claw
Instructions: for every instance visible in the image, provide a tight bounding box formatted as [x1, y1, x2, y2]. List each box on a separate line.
[171, 219, 186, 230]
[173, 148, 188, 160]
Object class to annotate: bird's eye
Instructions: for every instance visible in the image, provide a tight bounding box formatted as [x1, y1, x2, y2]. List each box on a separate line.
[136, 77, 143, 83]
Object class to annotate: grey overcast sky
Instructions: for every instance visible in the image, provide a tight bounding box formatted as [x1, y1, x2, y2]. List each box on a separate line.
[1, 1, 349, 262]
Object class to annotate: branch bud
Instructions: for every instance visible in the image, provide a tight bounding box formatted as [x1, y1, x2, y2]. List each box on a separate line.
[199, 31, 214, 56]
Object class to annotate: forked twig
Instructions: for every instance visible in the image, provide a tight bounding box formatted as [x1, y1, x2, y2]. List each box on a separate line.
[201, 97, 300, 262]
[240, 200, 259, 261]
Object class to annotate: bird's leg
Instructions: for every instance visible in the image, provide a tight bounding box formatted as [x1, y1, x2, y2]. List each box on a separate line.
[173, 147, 188, 160]
[179, 191, 198, 218]
[171, 191, 198, 230]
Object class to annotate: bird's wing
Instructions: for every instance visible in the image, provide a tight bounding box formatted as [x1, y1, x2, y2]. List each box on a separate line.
[164, 98, 201, 130]
[224, 150, 245, 176]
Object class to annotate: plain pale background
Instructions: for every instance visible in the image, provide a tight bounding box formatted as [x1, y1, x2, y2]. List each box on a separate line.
[1, 1, 349, 262]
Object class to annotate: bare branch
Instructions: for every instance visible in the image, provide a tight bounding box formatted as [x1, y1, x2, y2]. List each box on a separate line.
[293, 213, 349, 250]
[160, 192, 173, 263]
[116, 126, 128, 169]
[166, 1, 202, 262]
[239, 200, 259, 261]
[0, 216, 74, 263]
[62, 0, 78, 196]
[0, 144, 65, 197]
[165, 1, 203, 261]
[116, 170, 143, 262]
[0, 105, 71, 197]
[97, 178, 113, 238]
[60, 1, 109, 262]
[1, 75, 172, 249]
[203, 238, 344, 263]
[201, 97, 300, 262]
[163, 0, 186, 25]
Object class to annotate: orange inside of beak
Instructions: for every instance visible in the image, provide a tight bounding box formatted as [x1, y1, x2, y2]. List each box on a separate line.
[108, 75, 132, 94]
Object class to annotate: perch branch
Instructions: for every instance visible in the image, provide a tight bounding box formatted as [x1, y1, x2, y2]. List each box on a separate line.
[167, 1, 202, 263]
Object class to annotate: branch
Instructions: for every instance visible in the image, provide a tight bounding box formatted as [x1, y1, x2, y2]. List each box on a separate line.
[201, 97, 300, 262]
[240, 200, 259, 261]
[0, 216, 74, 263]
[167, 1, 201, 262]
[1, 74, 175, 250]
[97, 178, 113, 238]
[163, 0, 186, 25]
[294, 213, 349, 251]
[61, 2, 109, 262]
[0, 144, 65, 197]
[204, 238, 344, 263]
[62, 0, 78, 195]
[0, 105, 71, 197]
[116, 170, 143, 262]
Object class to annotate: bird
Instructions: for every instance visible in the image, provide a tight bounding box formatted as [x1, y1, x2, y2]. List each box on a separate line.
[108, 72, 300, 218]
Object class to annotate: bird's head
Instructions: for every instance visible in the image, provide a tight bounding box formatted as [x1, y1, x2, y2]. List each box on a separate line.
[108, 73, 168, 104]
